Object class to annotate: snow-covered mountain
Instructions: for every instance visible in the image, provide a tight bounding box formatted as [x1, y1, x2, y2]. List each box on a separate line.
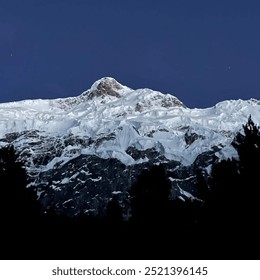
[0, 77, 259, 216]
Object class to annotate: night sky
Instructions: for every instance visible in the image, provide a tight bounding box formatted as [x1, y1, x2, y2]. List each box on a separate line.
[1, 0, 260, 108]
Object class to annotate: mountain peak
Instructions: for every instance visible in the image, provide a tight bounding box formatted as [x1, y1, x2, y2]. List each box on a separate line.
[81, 77, 186, 109]
[84, 77, 131, 99]
[90, 77, 124, 91]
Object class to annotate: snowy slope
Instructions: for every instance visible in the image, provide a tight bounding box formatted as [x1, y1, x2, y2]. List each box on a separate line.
[0, 77, 259, 167]
[1, 77, 260, 216]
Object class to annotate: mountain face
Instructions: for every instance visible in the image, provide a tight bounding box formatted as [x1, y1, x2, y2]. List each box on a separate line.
[0, 77, 260, 216]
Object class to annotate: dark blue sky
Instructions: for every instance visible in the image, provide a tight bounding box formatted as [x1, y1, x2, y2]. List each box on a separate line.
[1, 0, 260, 108]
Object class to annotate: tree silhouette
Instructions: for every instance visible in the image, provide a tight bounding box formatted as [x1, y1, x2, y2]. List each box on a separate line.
[233, 116, 260, 227]
[233, 115, 260, 172]
[205, 158, 240, 226]
[196, 168, 209, 201]
[106, 195, 123, 223]
[0, 145, 40, 224]
[129, 164, 171, 224]
[0, 145, 43, 258]
[198, 117, 260, 257]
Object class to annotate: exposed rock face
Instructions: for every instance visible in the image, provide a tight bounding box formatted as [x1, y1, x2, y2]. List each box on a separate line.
[0, 129, 219, 217]
[82, 77, 126, 99]
[185, 131, 206, 145]
[36, 148, 218, 217]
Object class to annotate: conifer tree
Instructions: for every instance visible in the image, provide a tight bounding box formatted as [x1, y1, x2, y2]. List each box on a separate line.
[0, 145, 40, 223]
[233, 116, 260, 223]
[129, 164, 171, 224]
[196, 168, 209, 201]
[233, 115, 260, 174]
[201, 116, 260, 247]
[106, 195, 123, 223]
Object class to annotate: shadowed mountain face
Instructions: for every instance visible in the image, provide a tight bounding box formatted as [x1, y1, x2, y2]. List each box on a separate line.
[0, 77, 259, 216]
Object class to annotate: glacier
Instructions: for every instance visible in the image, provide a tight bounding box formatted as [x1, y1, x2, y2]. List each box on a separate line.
[0, 77, 259, 165]
[0, 77, 259, 216]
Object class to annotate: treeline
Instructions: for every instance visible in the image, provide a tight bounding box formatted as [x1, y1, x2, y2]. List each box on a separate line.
[0, 117, 259, 259]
